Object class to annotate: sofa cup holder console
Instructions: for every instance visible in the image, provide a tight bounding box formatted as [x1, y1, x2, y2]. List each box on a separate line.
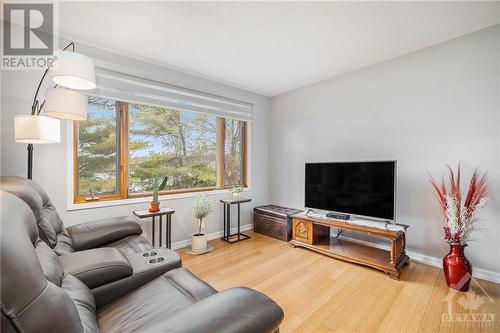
[148, 257, 165, 264]
[142, 250, 159, 257]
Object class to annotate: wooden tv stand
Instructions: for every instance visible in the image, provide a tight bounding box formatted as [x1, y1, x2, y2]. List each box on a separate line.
[290, 214, 410, 279]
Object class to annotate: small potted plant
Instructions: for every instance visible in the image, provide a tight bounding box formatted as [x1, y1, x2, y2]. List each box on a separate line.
[430, 163, 488, 291]
[149, 176, 160, 212]
[229, 184, 243, 200]
[190, 195, 214, 253]
[149, 175, 167, 212]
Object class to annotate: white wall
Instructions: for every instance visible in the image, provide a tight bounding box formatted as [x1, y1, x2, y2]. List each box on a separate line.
[2, 24, 498, 281]
[269, 26, 500, 277]
[1, 41, 270, 245]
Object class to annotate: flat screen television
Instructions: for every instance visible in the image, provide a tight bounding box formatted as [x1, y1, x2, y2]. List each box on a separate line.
[305, 161, 396, 221]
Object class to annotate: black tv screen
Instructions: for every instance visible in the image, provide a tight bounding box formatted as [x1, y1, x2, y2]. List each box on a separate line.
[305, 161, 396, 220]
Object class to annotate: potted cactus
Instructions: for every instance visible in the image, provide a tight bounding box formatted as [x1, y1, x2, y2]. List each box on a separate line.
[190, 195, 214, 253]
[149, 175, 168, 212]
[149, 178, 160, 212]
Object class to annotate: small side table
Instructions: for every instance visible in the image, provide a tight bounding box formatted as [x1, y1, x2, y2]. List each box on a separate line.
[220, 198, 252, 244]
[133, 208, 175, 249]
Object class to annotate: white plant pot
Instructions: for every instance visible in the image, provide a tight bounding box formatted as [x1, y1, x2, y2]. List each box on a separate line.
[191, 234, 208, 253]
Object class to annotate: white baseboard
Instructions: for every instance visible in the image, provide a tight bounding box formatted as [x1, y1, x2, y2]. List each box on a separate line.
[170, 225, 500, 284]
[408, 250, 500, 284]
[171, 223, 254, 250]
[339, 235, 500, 284]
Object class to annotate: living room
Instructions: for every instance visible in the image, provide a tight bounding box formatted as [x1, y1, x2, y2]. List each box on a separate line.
[1, 1, 499, 333]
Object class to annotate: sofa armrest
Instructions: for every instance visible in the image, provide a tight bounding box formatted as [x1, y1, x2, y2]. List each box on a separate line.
[59, 248, 133, 289]
[144, 287, 284, 333]
[67, 216, 143, 251]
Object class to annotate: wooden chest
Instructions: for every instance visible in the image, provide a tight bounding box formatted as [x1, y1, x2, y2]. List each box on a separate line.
[253, 205, 303, 241]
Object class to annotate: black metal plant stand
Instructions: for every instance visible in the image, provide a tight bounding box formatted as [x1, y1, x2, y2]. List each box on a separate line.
[133, 208, 175, 249]
[220, 198, 252, 243]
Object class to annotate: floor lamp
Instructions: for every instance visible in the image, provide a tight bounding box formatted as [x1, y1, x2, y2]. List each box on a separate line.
[14, 42, 96, 179]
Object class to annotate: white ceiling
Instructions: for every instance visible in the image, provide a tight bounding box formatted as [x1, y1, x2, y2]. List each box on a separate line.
[59, 1, 500, 97]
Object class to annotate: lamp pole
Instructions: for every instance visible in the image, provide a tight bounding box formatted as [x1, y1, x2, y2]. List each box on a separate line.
[27, 144, 33, 179]
[25, 42, 75, 180]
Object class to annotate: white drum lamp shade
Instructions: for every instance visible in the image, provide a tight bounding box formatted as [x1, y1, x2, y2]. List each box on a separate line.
[15, 115, 60, 144]
[51, 50, 96, 90]
[44, 88, 88, 121]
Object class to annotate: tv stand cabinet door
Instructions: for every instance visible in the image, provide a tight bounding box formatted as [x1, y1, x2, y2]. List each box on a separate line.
[293, 219, 313, 244]
[292, 219, 330, 245]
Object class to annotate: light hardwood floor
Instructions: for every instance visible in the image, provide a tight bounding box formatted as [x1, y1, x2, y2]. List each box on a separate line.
[178, 231, 499, 333]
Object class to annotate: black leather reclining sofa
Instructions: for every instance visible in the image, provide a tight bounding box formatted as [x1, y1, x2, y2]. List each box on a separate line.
[0, 177, 152, 256]
[0, 177, 284, 333]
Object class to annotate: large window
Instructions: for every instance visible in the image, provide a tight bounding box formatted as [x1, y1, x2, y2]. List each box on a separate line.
[224, 119, 245, 186]
[74, 97, 248, 203]
[76, 97, 121, 200]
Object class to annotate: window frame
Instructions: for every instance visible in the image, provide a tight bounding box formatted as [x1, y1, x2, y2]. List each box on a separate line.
[73, 98, 248, 204]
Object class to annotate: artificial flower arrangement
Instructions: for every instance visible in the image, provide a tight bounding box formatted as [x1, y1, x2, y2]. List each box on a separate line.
[430, 164, 488, 245]
[429, 163, 488, 291]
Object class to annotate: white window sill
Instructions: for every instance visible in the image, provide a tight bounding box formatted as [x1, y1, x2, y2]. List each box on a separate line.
[66, 187, 251, 211]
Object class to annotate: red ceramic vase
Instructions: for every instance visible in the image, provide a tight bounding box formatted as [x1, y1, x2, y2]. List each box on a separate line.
[443, 244, 472, 291]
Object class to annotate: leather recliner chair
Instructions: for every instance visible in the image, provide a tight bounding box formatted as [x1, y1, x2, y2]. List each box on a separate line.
[1, 190, 284, 333]
[0, 176, 153, 256]
[0, 177, 183, 308]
